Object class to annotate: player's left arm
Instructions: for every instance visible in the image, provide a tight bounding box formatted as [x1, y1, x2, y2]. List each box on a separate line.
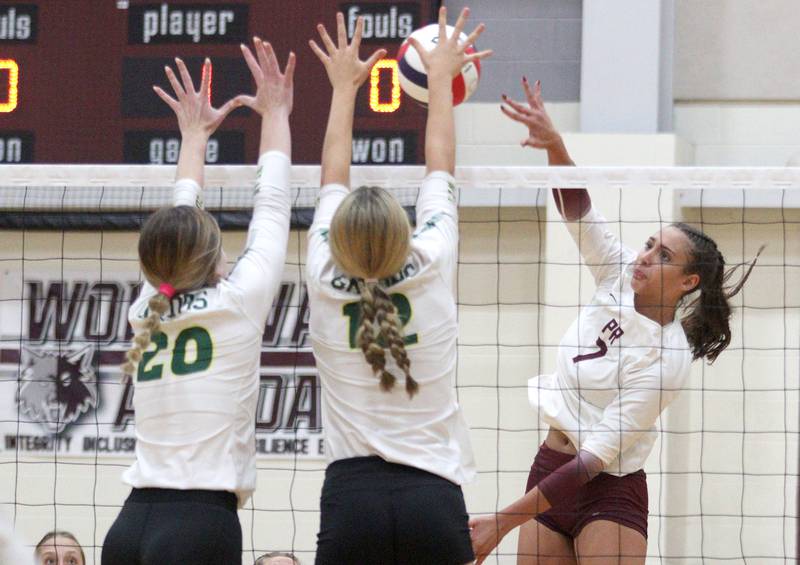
[153, 57, 243, 206]
[581, 355, 690, 466]
[306, 13, 386, 281]
[226, 39, 295, 327]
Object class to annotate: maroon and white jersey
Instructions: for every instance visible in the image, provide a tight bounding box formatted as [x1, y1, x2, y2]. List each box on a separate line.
[123, 151, 291, 507]
[306, 172, 476, 486]
[529, 206, 692, 475]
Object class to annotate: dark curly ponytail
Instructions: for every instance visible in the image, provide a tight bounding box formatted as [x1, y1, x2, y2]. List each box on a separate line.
[673, 223, 763, 363]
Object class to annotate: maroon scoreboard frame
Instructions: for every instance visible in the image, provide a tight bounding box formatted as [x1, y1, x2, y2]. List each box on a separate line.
[0, 0, 438, 164]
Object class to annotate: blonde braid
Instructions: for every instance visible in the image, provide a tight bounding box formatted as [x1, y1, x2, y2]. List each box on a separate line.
[121, 293, 170, 383]
[355, 282, 416, 397]
[356, 281, 395, 392]
[379, 305, 417, 397]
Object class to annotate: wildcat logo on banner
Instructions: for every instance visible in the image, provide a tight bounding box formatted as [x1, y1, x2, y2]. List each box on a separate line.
[0, 279, 323, 459]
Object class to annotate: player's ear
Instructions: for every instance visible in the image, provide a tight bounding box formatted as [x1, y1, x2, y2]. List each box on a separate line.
[682, 272, 700, 294]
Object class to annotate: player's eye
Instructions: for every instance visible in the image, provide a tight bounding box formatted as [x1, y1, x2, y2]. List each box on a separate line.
[661, 250, 670, 262]
[644, 240, 653, 250]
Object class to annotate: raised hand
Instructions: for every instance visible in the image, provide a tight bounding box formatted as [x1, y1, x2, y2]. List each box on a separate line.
[153, 58, 241, 140]
[309, 12, 387, 93]
[501, 78, 562, 150]
[239, 37, 296, 116]
[407, 6, 492, 80]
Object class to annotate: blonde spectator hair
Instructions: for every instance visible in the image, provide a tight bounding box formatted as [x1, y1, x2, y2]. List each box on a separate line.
[120, 206, 222, 381]
[329, 186, 418, 397]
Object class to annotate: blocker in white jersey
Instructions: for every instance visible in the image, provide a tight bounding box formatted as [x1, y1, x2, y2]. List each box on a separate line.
[102, 42, 296, 565]
[308, 9, 491, 565]
[307, 172, 474, 485]
[123, 150, 290, 507]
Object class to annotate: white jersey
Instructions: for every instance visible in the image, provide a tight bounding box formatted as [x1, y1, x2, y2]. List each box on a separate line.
[306, 172, 476, 486]
[122, 151, 291, 507]
[529, 206, 692, 475]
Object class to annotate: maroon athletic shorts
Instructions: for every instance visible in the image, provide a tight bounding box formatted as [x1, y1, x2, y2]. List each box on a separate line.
[525, 443, 649, 539]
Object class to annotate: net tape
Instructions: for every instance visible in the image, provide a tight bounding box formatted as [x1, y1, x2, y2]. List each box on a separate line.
[1, 165, 800, 211]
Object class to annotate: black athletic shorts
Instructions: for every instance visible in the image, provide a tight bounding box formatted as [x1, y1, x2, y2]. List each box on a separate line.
[315, 456, 474, 565]
[101, 488, 241, 565]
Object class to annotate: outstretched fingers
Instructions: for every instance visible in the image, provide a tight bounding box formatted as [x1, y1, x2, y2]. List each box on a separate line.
[198, 58, 211, 100]
[241, 43, 263, 82]
[437, 5, 447, 43]
[283, 51, 296, 85]
[317, 23, 337, 54]
[364, 48, 387, 70]
[152, 85, 179, 112]
[308, 39, 329, 65]
[256, 39, 280, 77]
[216, 95, 243, 119]
[501, 94, 531, 116]
[174, 57, 196, 95]
[451, 6, 470, 42]
[336, 11, 347, 49]
[500, 104, 530, 125]
[461, 23, 485, 53]
[351, 14, 364, 51]
[466, 48, 493, 64]
[522, 77, 543, 108]
[164, 65, 185, 99]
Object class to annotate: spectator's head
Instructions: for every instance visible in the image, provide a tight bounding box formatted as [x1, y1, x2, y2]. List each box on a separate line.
[35, 531, 85, 565]
[254, 551, 301, 565]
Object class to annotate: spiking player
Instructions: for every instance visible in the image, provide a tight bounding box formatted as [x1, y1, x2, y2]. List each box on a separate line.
[102, 40, 295, 565]
[306, 8, 491, 565]
[469, 79, 762, 564]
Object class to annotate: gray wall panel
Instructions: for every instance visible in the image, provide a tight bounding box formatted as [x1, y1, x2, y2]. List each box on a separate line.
[675, 0, 800, 100]
[444, 0, 582, 101]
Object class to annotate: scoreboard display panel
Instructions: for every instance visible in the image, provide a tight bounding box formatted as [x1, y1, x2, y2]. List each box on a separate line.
[0, 0, 438, 164]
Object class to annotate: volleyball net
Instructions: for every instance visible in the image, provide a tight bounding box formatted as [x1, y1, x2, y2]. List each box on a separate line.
[0, 165, 797, 564]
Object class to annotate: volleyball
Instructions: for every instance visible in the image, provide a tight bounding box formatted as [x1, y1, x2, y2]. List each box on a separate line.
[397, 23, 482, 106]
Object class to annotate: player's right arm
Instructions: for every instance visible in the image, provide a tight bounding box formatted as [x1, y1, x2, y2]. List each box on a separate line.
[502, 79, 632, 287]
[153, 57, 242, 207]
[225, 39, 295, 329]
[310, 13, 386, 189]
[409, 6, 490, 176]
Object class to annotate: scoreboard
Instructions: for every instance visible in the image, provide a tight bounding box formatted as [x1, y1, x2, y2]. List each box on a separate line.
[0, 0, 438, 164]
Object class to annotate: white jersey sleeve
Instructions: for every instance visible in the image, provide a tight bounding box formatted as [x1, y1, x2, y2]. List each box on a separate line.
[307, 183, 349, 284]
[412, 171, 458, 292]
[174, 177, 204, 208]
[580, 350, 691, 466]
[565, 206, 637, 290]
[226, 150, 292, 330]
